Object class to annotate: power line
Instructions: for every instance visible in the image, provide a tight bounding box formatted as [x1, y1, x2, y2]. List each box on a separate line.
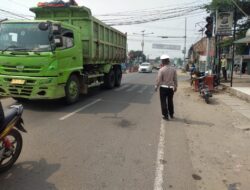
[105, 8, 203, 26]
[98, 5, 203, 21]
[0, 9, 31, 20]
[95, 1, 206, 16]
[97, 5, 202, 17]
[94, 2, 206, 26]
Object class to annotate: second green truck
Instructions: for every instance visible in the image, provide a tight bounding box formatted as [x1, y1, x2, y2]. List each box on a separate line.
[0, 4, 127, 103]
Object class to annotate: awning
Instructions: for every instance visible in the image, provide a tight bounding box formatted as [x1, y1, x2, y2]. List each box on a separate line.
[234, 37, 250, 43]
[234, 28, 250, 44]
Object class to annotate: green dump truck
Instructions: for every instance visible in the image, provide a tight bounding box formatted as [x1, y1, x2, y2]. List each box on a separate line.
[0, 5, 127, 103]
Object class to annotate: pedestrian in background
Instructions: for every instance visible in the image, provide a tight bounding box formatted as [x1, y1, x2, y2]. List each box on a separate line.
[221, 55, 228, 81]
[155, 54, 178, 120]
[190, 60, 196, 86]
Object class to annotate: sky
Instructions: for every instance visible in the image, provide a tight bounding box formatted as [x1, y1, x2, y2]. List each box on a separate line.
[0, 0, 211, 59]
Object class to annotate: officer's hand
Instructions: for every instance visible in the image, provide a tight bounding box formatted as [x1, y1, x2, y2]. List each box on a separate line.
[174, 88, 177, 92]
[154, 86, 158, 92]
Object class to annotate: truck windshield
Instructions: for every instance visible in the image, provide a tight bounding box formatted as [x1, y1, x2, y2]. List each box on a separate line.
[0, 23, 51, 52]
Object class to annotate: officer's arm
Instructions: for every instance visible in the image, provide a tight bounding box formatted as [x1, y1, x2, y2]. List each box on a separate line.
[155, 70, 162, 91]
[174, 70, 178, 91]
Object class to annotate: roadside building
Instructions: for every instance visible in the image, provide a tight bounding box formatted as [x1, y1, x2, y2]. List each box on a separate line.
[188, 37, 215, 73]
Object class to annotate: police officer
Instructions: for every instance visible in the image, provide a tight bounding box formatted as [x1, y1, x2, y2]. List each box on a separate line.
[155, 54, 178, 120]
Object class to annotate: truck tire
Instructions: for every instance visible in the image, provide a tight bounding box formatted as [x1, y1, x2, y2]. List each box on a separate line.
[114, 68, 122, 87]
[104, 69, 115, 89]
[65, 75, 80, 104]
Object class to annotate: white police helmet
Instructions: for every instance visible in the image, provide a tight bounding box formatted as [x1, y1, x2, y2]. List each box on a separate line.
[160, 54, 170, 60]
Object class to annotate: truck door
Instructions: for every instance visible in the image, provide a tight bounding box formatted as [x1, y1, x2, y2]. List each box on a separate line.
[55, 28, 82, 84]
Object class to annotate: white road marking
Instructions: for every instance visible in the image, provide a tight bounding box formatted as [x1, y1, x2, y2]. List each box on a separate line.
[114, 84, 130, 91]
[59, 99, 102, 121]
[138, 86, 148, 94]
[126, 84, 139, 92]
[153, 120, 166, 190]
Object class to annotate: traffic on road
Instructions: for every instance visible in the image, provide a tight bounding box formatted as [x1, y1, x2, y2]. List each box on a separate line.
[0, 0, 250, 190]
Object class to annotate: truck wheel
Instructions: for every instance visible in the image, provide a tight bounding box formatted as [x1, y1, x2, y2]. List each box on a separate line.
[115, 68, 122, 87]
[65, 75, 80, 104]
[104, 69, 115, 89]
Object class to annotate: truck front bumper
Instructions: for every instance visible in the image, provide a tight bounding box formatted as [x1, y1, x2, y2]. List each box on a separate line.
[0, 75, 65, 100]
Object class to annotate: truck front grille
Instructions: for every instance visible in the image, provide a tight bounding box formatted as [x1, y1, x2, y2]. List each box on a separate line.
[1, 65, 42, 73]
[4, 79, 36, 96]
[8, 85, 33, 96]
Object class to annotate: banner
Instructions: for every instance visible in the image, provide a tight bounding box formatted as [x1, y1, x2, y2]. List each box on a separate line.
[216, 11, 233, 36]
[152, 44, 181, 50]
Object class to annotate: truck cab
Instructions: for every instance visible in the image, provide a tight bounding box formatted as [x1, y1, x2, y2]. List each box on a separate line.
[0, 20, 83, 102]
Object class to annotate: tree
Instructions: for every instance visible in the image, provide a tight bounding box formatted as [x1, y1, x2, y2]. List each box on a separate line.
[154, 56, 160, 63]
[128, 50, 146, 64]
[205, 0, 250, 15]
[177, 58, 183, 66]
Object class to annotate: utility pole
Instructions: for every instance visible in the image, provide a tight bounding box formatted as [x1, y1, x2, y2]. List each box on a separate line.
[183, 17, 187, 66]
[158, 18, 187, 65]
[133, 30, 154, 55]
[195, 21, 206, 38]
[141, 30, 145, 53]
[230, 6, 237, 87]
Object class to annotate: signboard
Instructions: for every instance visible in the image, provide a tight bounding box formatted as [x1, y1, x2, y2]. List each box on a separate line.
[234, 55, 242, 66]
[216, 11, 233, 36]
[152, 43, 181, 50]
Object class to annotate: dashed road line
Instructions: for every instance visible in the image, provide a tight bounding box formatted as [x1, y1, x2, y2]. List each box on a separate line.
[138, 86, 148, 94]
[59, 99, 102, 121]
[126, 84, 139, 92]
[114, 84, 130, 91]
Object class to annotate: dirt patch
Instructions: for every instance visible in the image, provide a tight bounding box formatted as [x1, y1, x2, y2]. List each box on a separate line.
[192, 174, 202, 180]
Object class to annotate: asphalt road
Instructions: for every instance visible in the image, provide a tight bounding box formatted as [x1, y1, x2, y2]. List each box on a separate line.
[0, 71, 196, 190]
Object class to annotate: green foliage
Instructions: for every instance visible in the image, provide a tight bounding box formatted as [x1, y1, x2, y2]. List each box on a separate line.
[205, 0, 250, 16]
[205, 0, 233, 12]
[128, 50, 146, 64]
[155, 56, 160, 63]
[178, 58, 183, 65]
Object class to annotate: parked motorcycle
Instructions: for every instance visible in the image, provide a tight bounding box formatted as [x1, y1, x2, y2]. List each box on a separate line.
[197, 76, 212, 104]
[0, 102, 26, 173]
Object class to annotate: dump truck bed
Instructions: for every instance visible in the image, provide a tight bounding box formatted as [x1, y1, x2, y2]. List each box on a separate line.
[30, 6, 127, 65]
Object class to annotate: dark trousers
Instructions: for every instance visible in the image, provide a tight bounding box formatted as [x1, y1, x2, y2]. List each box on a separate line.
[160, 87, 174, 117]
[222, 67, 227, 81]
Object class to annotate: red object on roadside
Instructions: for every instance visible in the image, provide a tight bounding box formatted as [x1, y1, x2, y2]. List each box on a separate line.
[193, 79, 199, 92]
[204, 75, 214, 91]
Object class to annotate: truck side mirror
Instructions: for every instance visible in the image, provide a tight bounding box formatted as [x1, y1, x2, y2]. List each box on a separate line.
[38, 22, 49, 31]
[52, 24, 61, 35]
[54, 36, 63, 48]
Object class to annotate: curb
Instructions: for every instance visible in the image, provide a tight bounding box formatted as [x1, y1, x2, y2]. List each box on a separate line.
[221, 84, 250, 103]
